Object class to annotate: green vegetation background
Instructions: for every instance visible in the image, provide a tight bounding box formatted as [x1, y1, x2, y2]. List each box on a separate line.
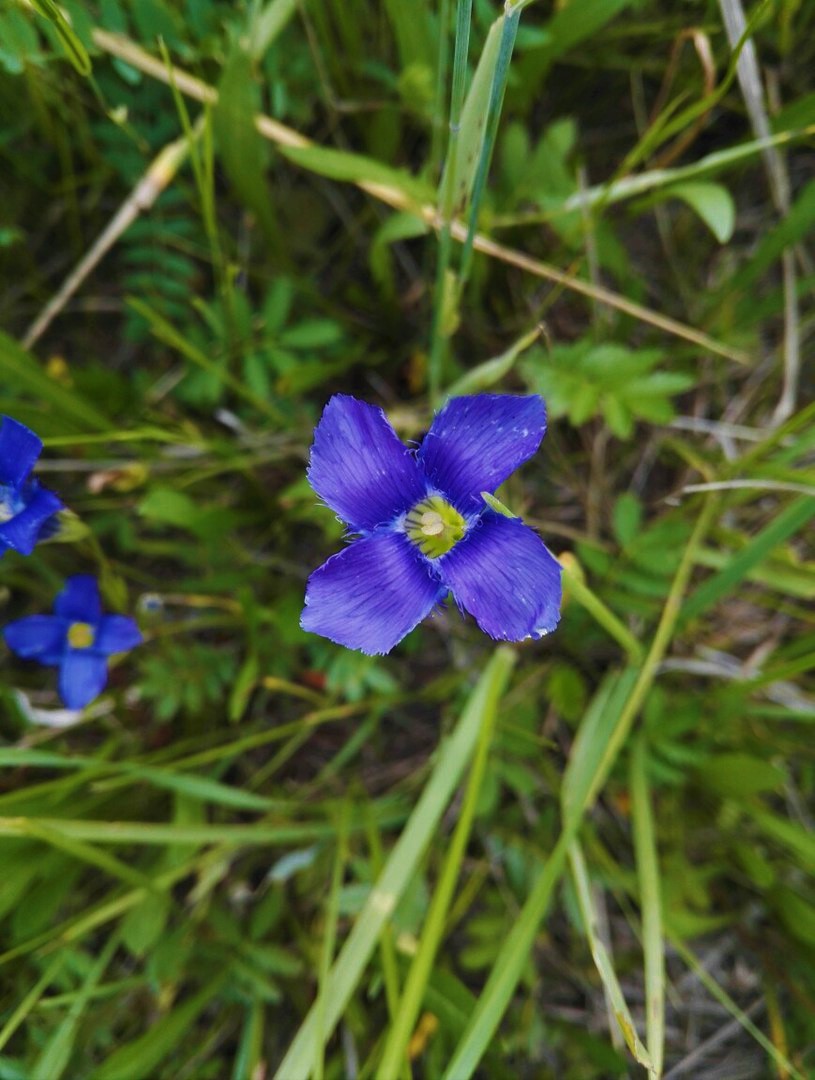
[0, 0, 813, 1076]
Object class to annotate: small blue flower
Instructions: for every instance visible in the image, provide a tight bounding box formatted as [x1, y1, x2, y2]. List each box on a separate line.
[301, 394, 562, 655]
[4, 575, 143, 709]
[0, 415, 63, 558]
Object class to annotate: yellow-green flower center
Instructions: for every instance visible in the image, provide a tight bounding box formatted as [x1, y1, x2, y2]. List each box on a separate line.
[405, 495, 466, 558]
[67, 622, 95, 649]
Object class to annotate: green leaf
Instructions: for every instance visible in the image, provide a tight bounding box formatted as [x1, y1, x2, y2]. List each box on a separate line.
[248, 0, 299, 59]
[92, 978, 225, 1080]
[29, 0, 92, 74]
[213, 42, 279, 246]
[696, 753, 785, 798]
[279, 144, 432, 206]
[612, 493, 643, 547]
[0, 331, 110, 432]
[121, 894, 170, 958]
[274, 649, 517, 1077]
[441, 16, 504, 218]
[681, 497, 815, 624]
[666, 181, 736, 243]
[480, 492, 517, 518]
[446, 325, 542, 397]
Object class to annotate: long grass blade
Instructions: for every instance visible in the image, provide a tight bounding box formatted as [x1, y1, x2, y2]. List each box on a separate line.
[275, 647, 517, 1079]
[630, 737, 665, 1076]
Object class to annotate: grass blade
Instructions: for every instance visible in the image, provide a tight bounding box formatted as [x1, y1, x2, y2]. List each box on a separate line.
[274, 647, 517, 1079]
[569, 841, 655, 1075]
[680, 495, 815, 624]
[630, 737, 665, 1076]
[376, 645, 502, 1078]
[442, 496, 717, 1078]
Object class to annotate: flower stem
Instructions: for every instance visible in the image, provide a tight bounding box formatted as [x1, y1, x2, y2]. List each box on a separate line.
[561, 562, 644, 665]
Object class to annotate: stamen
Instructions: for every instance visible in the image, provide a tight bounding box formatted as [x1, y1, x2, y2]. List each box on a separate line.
[68, 622, 95, 649]
[420, 511, 444, 536]
[405, 495, 466, 558]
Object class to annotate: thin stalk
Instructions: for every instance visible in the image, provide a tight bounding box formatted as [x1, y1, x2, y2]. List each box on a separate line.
[561, 562, 644, 665]
[430, 0, 452, 179]
[376, 659, 501, 1078]
[428, 0, 473, 406]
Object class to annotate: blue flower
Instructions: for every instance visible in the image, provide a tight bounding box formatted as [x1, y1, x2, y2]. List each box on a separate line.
[301, 394, 562, 655]
[0, 415, 63, 558]
[3, 575, 143, 709]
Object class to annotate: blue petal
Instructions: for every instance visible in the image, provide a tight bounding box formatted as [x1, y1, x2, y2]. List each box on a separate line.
[0, 486, 64, 556]
[301, 529, 443, 655]
[54, 575, 102, 624]
[437, 513, 561, 641]
[0, 416, 42, 488]
[59, 651, 109, 710]
[307, 395, 427, 532]
[4, 615, 66, 663]
[94, 615, 143, 656]
[418, 395, 547, 512]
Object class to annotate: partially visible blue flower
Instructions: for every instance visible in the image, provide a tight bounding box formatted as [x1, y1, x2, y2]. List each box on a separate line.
[3, 575, 143, 709]
[301, 394, 562, 655]
[0, 416, 63, 558]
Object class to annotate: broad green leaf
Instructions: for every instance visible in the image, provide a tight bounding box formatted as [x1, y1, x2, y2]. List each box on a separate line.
[248, 0, 299, 59]
[383, 0, 434, 71]
[213, 42, 279, 246]
[279, 144, 432, 206]
[695, 753, 785, 797]
[666, 181, 736, 243]
[446, 324, 542, 397]
[370, 212, 428, 294]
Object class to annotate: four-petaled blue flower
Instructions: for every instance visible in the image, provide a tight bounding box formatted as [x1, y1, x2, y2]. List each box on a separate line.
[3, 575, 143, 709]
[301, 394, 562, 655]
[0, 416, 63, 558]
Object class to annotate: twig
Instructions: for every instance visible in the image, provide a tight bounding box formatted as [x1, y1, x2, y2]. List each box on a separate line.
[717, 0, 799, 424]
[663, 1000, 764, 1079]
[23, 116, 204, 349]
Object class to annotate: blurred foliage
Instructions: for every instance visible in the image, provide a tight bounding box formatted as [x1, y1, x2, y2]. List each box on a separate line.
[0, 0, 814, 1077]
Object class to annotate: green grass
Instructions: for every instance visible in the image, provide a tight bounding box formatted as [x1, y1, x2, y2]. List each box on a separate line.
[0, 0, 814, 1077]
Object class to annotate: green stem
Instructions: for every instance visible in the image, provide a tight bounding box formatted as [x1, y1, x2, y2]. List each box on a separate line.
[561, 563, 644, 665]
